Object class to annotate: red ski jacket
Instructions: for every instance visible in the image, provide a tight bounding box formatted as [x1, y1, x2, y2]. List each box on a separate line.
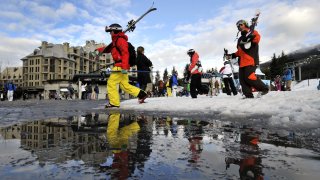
[188, 52, 202, 75]
[97, 32, 130, 70]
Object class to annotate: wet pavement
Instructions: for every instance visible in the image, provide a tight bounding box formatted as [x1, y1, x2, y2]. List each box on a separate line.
[0, 100, 110, 127]
[0, 100, 320, 179]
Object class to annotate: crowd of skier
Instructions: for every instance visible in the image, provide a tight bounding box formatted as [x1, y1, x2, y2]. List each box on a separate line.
[96, 14, 272, 108]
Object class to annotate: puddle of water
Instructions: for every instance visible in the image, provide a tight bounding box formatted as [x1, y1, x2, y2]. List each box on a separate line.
[0, 112, 319, 179]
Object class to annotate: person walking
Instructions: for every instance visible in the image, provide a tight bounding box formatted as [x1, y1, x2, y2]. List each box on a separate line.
[96, 23, 148, 108]
[166, 77, 172, 97]
[5, 81, 16, 101]
[94, 84, 99, 100]
[283, 68, 293, 91]
[274, 75, 282, 91]
[136, 46, 153, 91]
[219, 61, 238, 96]
[81, 83, 87, 100]
[68, 83, 74, 99]
[171, 72, 178, 97]
[86, 84, 92, 100]
[227, 19, 268, 98]
[187, 49, 203, 98]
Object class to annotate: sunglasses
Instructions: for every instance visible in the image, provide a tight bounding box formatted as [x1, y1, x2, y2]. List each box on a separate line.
[237, 24, 244, 27]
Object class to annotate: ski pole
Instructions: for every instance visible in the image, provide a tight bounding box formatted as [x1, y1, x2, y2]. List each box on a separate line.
[103, 70, 158, 74]
[89, 62, 115, 74]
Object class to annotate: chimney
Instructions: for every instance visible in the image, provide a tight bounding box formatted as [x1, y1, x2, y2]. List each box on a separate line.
[41, 41, 48, 49]
[63, 42, 70, 52]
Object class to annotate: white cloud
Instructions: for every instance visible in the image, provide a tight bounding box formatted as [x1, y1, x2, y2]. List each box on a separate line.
[0, 35, 40, 67]
[145, 0, 320, 73]
[56, 2, 77, 18]
[0, 0, 319, 75]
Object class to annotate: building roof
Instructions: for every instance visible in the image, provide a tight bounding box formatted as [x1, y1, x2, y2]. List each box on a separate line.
[22, 43, 69, 59]
[1, 67, 22, 78]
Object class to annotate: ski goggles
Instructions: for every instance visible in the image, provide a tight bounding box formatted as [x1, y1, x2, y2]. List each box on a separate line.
[237, 24, 244, 28]
[236, 20, 248, 27]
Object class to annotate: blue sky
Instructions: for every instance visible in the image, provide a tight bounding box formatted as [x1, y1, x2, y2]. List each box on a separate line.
[0, 0, 319, 76]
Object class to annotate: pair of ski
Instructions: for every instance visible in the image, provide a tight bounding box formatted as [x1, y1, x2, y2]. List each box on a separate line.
[99, 3, 157, 53]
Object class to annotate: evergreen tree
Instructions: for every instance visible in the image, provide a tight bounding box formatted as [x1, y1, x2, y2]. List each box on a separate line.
[163, 68, 168, 82]
[269, 52, 287, 80]
[269, 53, 278, 79]
[183, 64, 190, 82]
[172, 66, 177, 75]
[155, 70, 160, 86]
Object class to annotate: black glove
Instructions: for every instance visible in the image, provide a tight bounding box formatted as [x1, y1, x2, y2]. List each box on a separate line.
[226, 53, 236, 59]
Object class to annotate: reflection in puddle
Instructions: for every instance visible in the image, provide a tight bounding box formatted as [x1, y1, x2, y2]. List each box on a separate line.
[0, 112, 320, 179]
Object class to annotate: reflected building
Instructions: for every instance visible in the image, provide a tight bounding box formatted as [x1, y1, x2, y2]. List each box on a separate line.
[18, 117, 110, 165]
[0, 124, 21, 140]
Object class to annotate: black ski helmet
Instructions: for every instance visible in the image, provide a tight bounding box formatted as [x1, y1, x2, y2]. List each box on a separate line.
[187, 49, 195, 56]
[236, 20, 249, 28]
[105, 23, 123, 32]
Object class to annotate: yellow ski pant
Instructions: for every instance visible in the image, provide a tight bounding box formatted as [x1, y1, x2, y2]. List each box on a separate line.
[107, 67, 141, 106]
[107, 112, 140, 153]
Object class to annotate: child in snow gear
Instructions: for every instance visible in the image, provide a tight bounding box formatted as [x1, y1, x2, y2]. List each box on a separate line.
[227, 19, 268, 98]
[187, 49, 203, 98]
[219, 61, 238, 96]
[274, 75, 282, 91]
[96, 23, 148, 108]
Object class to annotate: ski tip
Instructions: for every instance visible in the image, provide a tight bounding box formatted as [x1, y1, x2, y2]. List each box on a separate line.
[255, 9, 261, 15]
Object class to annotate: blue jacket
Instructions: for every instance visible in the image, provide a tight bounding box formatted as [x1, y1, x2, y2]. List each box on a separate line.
[283, 69, 293, 81]
[6, 83, 16, 91]
[171, 74, 178, 87]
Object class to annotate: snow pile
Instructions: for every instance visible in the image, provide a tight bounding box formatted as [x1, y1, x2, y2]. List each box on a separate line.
[120, 79, 320, 129]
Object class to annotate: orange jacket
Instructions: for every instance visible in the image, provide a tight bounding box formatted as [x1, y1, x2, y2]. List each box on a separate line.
[188, 52, 202, 75]
[234, 30, 260, 67]
[97, 32, 130, 70]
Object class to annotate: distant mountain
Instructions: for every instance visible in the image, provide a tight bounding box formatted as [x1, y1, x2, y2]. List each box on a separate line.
[261, 44, 320, 66]
[288, 44, 320, 58]
[261, 44, 320, 80]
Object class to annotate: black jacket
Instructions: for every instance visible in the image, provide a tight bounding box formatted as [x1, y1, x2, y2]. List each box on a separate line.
[136, 52, 153, 85]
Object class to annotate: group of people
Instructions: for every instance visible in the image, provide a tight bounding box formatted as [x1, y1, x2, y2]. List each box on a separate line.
[274, 68, 293, 91]
[94, 16, 272, 107]
[0, 81, 17, 101]
[185, 18, 269, 99]
[80, 83, 99, 100]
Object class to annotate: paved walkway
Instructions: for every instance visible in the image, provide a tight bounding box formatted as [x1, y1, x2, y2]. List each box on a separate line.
[0, 99, 110, 127]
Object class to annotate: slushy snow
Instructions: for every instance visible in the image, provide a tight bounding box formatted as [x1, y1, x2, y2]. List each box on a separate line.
[121, 79, 320, 129]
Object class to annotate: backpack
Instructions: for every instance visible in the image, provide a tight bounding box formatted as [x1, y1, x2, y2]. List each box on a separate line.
[115, 38, 137, 67]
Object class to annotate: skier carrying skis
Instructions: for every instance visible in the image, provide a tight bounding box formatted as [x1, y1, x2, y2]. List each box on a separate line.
[226, 20, 268, 98]
[187, 49, 203, 98]
[96, 23, 148, 108]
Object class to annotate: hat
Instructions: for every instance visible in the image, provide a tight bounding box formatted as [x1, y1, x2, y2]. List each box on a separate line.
[187, 49, 195, 55]
[105, 23, 123, 32]
[236, 19, 249, 27]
